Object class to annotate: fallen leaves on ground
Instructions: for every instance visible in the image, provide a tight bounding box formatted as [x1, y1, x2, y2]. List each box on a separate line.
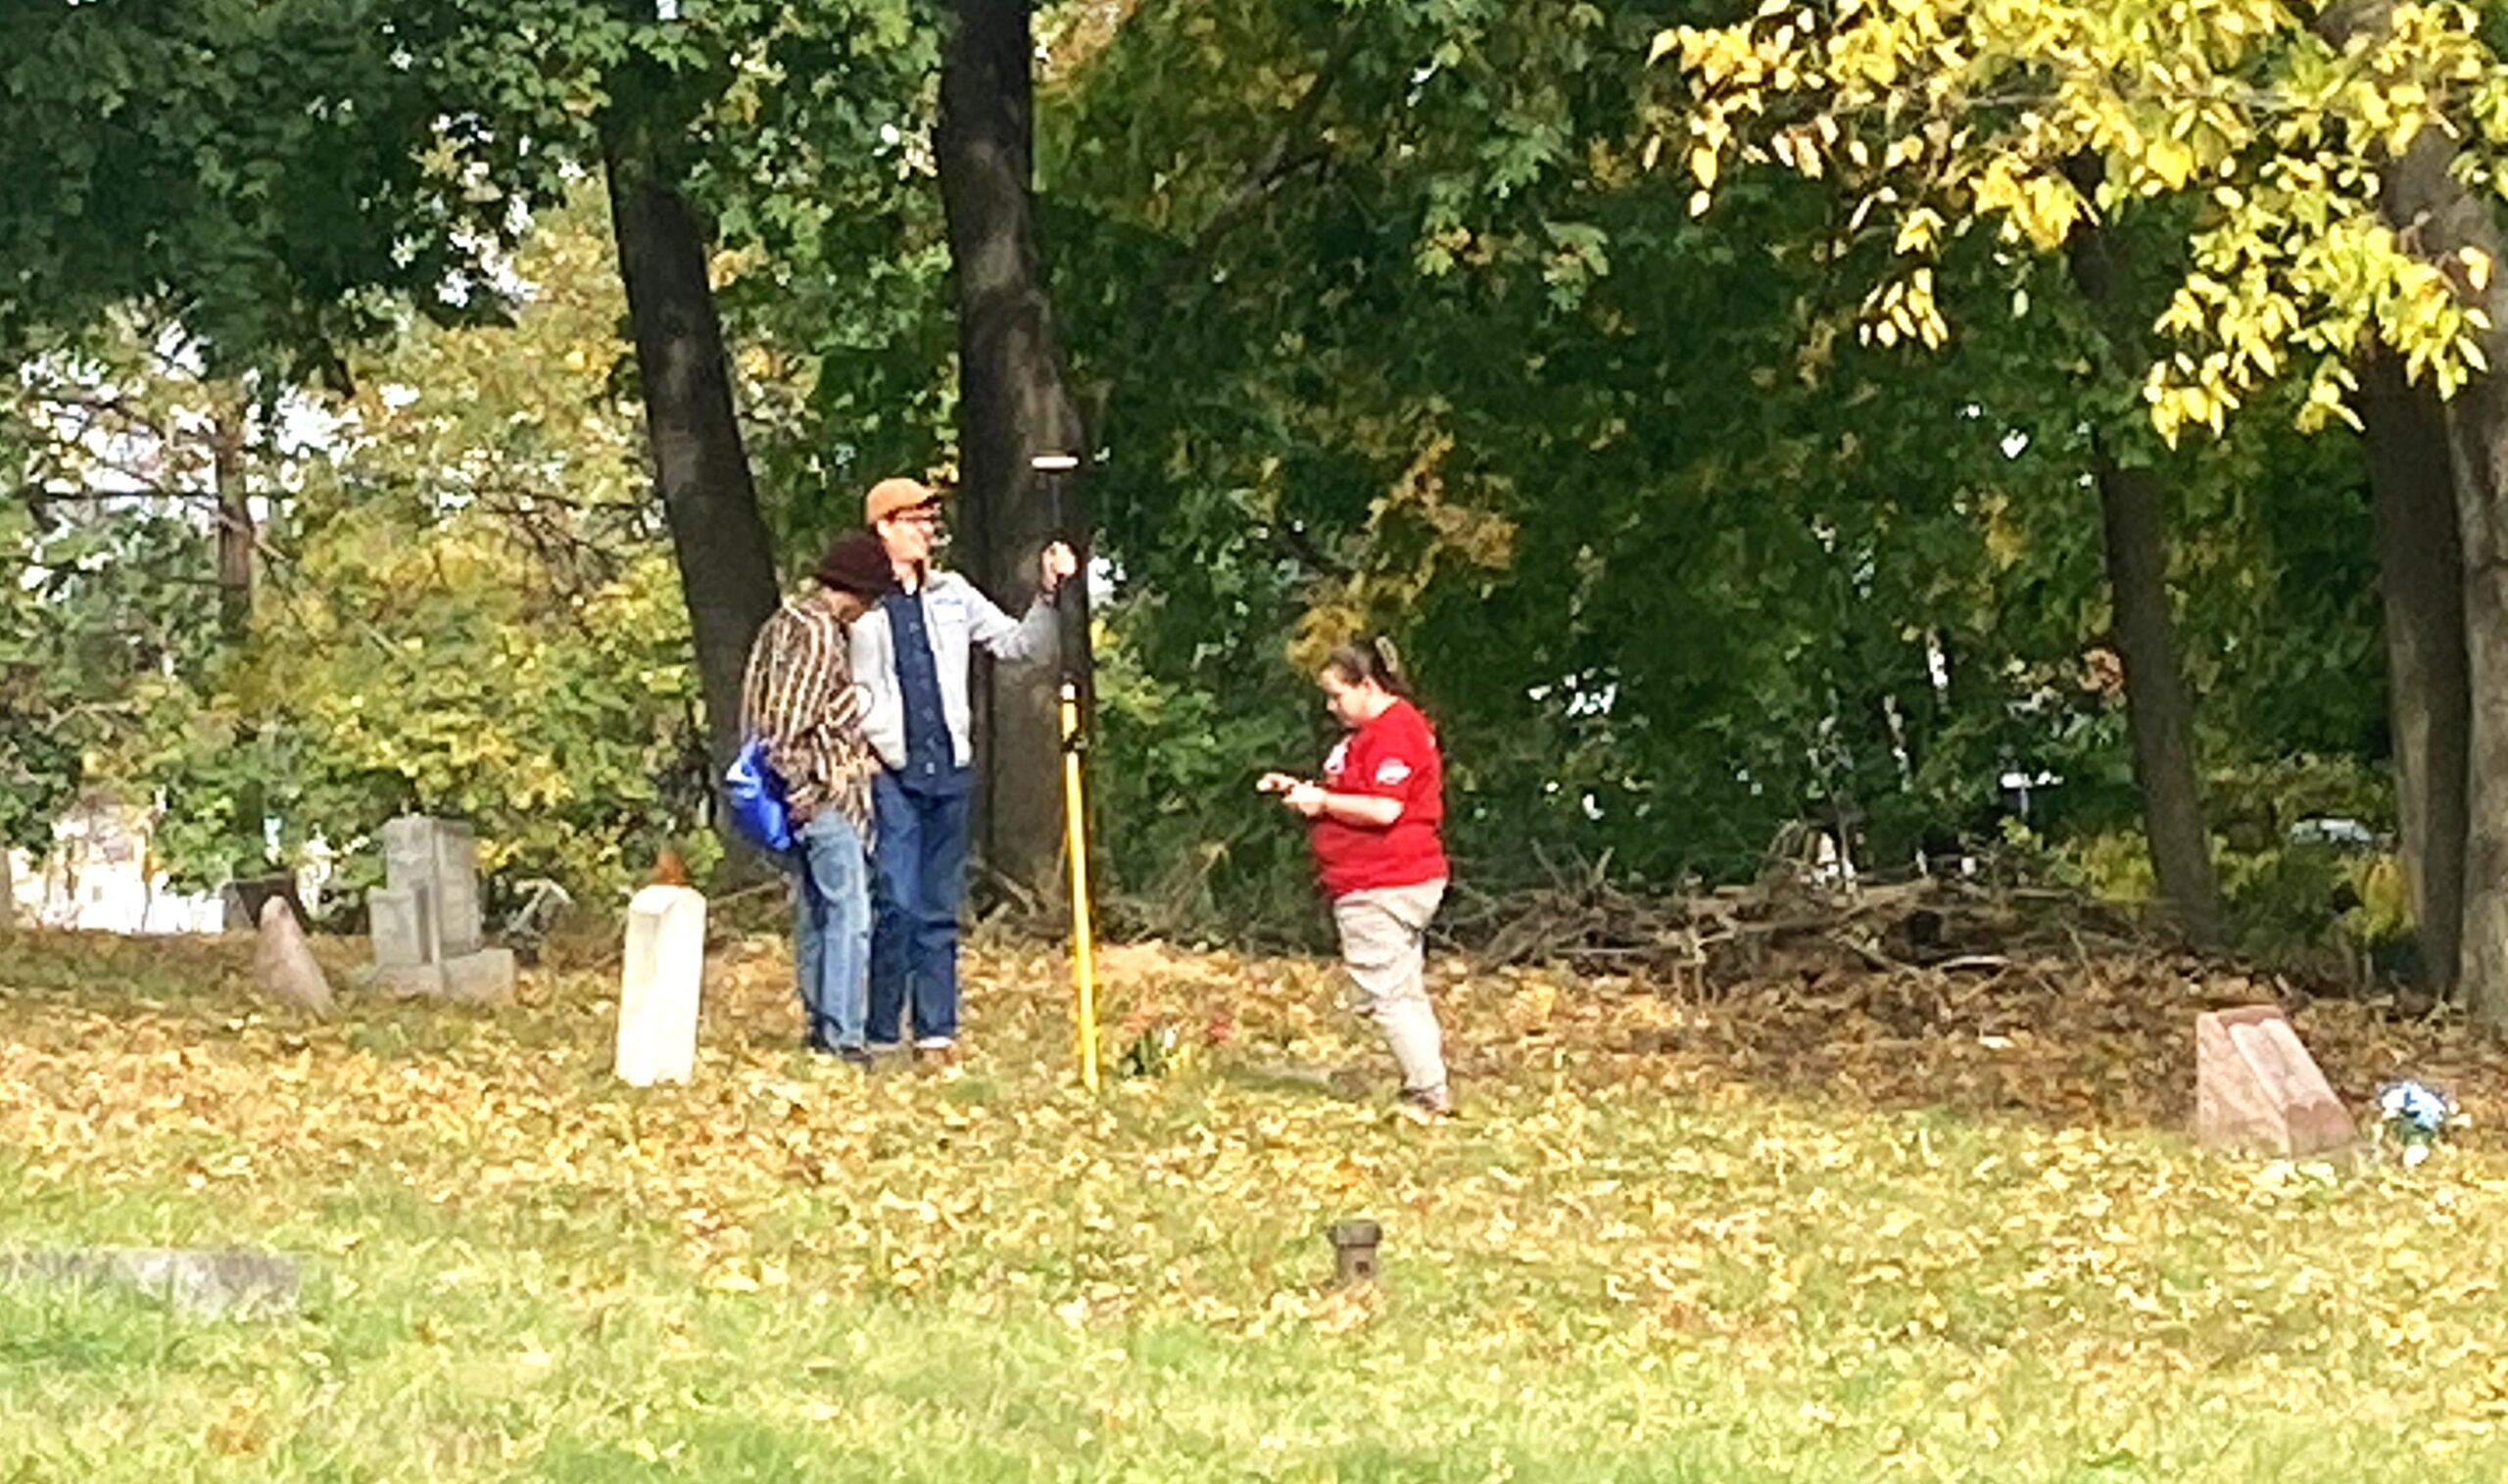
[7, 919, 2508, 1460]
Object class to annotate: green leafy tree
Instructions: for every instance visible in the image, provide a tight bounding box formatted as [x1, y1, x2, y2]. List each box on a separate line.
[1660, 0, 2508, 1016]
[3, 190, 712, 903]
[0, 0, 523, 372]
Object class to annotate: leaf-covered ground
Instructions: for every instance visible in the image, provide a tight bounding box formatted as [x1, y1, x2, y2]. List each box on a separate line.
[6, 925, 2508, 1481]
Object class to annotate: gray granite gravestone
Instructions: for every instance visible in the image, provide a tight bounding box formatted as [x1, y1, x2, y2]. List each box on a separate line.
[0, 1247, 301, 1319]
[365, 815, 514, 1001]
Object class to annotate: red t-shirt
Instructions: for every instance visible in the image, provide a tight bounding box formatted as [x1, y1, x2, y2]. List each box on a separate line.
[1311, 698, 1448, 898]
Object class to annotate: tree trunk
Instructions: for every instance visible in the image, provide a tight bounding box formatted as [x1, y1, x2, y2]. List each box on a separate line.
[2059, 168, 2226, 945]
[2091, 449, 2227, 944]
[2321, 0, 2508, 1022]
[2359, 346, 2470, 994]
[2371, 127, 2508, 1026]
[210, 392, 253, 639]
[2456, 493, 2508, 1028]
[209, 387, 269, 874]
[602, 139, 783, 823]
[936, 0, 1087, 906]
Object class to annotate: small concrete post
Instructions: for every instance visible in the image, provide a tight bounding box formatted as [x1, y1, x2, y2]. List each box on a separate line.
[1327, 1221, 1383, 1286]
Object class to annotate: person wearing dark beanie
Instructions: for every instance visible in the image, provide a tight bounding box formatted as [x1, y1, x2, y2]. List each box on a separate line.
[815, 531, 898, 601]
[738, 529, 895, 1061]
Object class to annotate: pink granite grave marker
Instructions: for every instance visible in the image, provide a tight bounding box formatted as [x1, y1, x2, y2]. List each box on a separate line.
[2194, 1005, 2355, 1159]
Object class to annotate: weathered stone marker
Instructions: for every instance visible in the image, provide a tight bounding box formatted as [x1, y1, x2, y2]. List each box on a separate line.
[0, 1247, 301, 1319]
[252, 896, 335, 1014]
[1327, 1220, 1383, 1286]
[2194, 1005, 2356, 1159]
[614, 885, 706, 1086]
[366, 815, 514, 1001]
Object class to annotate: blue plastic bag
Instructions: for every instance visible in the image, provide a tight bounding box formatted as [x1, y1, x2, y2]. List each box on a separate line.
[724, 738, 794, 855]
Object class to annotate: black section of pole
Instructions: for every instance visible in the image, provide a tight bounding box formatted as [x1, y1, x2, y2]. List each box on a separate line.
[1037, 455, 1089, 705]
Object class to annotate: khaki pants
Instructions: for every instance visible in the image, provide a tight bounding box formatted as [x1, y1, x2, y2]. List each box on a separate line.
[1330, 880, 1449, 1095]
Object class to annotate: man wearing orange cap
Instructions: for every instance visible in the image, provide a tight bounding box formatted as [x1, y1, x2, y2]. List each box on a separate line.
[848, 476, 1078, 1057]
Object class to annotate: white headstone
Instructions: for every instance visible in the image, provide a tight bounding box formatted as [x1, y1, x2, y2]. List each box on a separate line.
[615, 885, 706, 1086]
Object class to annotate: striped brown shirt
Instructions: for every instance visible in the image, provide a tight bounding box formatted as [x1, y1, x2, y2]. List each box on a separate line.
[740, 588, 874, 839]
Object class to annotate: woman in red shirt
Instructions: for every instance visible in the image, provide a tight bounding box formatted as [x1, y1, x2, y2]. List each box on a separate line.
[1261, 639, 1453, 1117]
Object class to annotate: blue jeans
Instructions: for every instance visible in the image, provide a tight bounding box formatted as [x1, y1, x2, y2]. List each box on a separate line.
[794, 809, 872, 1049]
[868, 771, 972, 1044]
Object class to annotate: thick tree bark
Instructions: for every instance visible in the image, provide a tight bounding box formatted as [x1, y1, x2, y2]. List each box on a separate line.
[2360, 347, 2471, 994]
[601, 140, 782, 820]
[936, 0, 1086, 905]
[2090, 450, 2227, 945]
[2314, 0, 2508, 1022]
[2457, 485, 2508, 1028]
[2059, 168, 2226, 945]
[2378, 137, 2508, 1026]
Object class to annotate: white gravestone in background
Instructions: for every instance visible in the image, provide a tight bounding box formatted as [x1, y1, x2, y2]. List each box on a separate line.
[615, 885, 706, 1086]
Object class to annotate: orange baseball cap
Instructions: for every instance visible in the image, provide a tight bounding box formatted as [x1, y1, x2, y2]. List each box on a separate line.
[864, 476, 942, 525]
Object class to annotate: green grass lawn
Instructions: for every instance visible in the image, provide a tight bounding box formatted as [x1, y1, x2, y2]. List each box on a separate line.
[5, 926, 2508, 1480]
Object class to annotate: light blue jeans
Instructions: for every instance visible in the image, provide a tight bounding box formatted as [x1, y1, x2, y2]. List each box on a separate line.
[795, 809, 872, 1049]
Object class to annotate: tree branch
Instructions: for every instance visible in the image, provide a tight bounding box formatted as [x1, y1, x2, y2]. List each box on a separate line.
[15, 484, 218, 508]
[1185, 24, 1365, 263]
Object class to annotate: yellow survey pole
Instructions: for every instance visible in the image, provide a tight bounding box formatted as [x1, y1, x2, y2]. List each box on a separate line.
[1060, 680, 1101, 1092]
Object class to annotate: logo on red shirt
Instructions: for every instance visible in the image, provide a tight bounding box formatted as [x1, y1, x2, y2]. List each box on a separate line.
[1308, 698, 1447, 898]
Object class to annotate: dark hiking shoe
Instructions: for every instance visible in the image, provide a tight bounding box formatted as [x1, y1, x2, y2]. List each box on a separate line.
[1396, 1083, 1456, 1122]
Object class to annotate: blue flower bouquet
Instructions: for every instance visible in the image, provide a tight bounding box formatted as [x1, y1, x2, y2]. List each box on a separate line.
[2376, 1079, 2458, 1168]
